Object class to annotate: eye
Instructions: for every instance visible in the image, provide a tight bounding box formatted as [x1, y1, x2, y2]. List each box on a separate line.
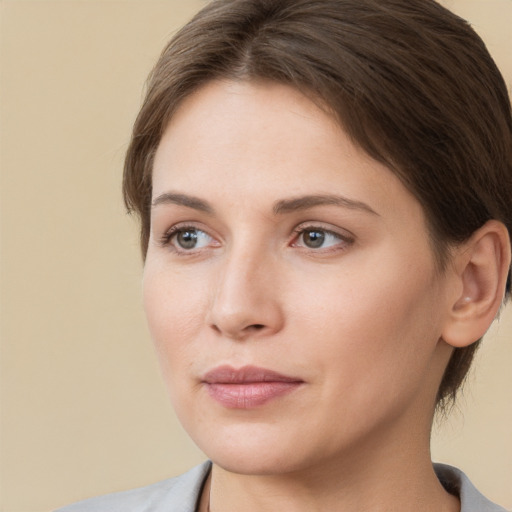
[164, 227, 215, 251]
[298, 229, 339, 248]
[293, 226, 352, 251]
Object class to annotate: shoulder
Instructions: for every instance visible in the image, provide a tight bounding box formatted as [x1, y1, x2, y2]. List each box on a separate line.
[54, 461, 211, 512]
[434, 463, 509, 512]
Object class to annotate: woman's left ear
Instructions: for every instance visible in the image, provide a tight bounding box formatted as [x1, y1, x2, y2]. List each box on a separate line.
[442, 220, 511, 348]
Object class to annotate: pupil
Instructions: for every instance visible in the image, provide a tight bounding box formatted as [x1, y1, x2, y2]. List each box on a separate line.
[304, 230, 325, 248]
[178, 230, 197, 249]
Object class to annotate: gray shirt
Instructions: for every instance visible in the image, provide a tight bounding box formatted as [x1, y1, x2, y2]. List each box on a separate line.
[55, 461, 509, 511]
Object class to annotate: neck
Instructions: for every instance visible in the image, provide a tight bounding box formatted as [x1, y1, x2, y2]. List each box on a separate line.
[205, 413, 459, 512]
[207, 452, 458, 512]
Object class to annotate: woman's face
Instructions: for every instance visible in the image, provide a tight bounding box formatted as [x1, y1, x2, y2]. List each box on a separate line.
[144, 80, 456, 475]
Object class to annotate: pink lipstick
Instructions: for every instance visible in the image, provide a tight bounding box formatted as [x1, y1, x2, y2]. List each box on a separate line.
[202, 365, 303, 409]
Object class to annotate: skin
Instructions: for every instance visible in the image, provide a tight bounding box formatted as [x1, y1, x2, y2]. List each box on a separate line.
[144, 80, 463, 511]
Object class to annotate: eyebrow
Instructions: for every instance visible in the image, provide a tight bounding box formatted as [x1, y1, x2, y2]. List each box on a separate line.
[151, 192, 214, 214]
[151, 191, 378, 216]
[273, 194, 379, 216]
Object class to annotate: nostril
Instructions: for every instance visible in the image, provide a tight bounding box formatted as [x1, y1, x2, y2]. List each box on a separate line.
[209, 322, 265, 337]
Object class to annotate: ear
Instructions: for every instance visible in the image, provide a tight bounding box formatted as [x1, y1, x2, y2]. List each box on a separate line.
[442, 220, 511, 348]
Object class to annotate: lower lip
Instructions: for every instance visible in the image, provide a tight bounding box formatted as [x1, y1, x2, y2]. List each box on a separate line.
[205, 382, 302, 409]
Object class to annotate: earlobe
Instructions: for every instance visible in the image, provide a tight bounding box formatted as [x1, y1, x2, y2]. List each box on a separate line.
[442, 220, 511, 348]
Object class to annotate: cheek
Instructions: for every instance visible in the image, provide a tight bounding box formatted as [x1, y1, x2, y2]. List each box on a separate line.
[293, 254, 444, 402]
[142, 263, 208, 375]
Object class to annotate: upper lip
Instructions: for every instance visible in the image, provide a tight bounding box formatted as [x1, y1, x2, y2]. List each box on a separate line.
[202, 365, 303, 384]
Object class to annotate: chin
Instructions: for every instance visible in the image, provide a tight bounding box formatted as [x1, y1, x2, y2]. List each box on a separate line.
[189, 422, 315, 476]
[210, 449, 308, 477]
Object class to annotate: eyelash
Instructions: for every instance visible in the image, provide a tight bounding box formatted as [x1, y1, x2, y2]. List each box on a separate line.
[159, 224, 216, 254]
[158, 223, 354, 254]
[291, 224, 354, 253]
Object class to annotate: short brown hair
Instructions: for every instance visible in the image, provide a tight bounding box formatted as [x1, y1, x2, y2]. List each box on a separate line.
[123, 0, 512, 408]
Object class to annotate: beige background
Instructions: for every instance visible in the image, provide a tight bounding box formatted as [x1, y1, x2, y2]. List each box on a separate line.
[0, 1, 510, 511]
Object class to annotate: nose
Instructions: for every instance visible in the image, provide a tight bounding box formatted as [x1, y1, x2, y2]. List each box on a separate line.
[207, 246, 285, 341]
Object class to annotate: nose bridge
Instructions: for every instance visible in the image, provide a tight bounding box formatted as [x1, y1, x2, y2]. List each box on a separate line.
[208, 237, 283, 339]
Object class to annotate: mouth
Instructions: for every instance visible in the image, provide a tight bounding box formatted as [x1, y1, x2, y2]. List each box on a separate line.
[202, 365, 304, 409]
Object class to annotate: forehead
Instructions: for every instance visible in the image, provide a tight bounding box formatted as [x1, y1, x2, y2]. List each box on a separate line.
[155, 80, 347, 181]
[152, 79, 424, 224]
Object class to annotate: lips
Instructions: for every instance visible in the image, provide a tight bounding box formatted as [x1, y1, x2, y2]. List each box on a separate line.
[202, 365, 304, 409]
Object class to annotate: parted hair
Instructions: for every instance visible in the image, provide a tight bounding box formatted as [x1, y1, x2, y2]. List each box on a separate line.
[123, 0, 512, 408]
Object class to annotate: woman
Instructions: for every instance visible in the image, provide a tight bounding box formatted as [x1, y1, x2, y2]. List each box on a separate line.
[58, 0, 512, 510]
